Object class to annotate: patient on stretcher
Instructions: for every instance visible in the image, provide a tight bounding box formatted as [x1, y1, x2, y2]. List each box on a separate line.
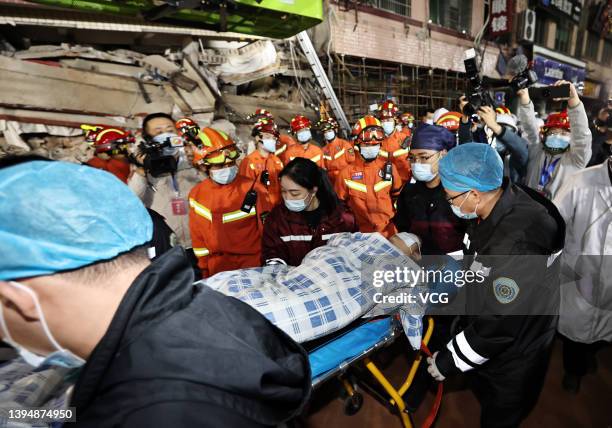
[200, 232, 430, 349]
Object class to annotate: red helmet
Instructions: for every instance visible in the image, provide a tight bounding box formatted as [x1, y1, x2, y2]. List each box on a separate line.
[495, 105, 511, 115]
[435, 111, 462, 131]
[290, 115, 311, 134]
[378, 100, 399, 119]
[352, 115, 384, 145]
[175, 117, 201, 145]
[248, 108, 274, 122]
[399, 112, 415, 125]
[252, 119, 280, 138]
[317, 117, 339, 131]
[82, 124, 134, 154]
[544, 111, 570, 132]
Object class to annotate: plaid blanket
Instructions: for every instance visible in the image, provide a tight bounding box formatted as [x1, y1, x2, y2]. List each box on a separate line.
[200, 232, 425, 349]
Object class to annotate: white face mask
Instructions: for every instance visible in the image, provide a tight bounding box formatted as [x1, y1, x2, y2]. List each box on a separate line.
[324, 130, 336, 141]
[0, 282, 85, 369]
[359, 144, 381, 160]
[261, 138, 277, 153]
[395, 124, 403, 133]
[382, 121, 395, 135]
[210, 165, 238, 185]
[297, 130, 312, 143]
[284, 192, 313, 212]
[412, 163, 437, 182]
[425, 119, 434, 125]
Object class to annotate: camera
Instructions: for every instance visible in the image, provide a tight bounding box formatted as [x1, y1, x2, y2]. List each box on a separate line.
[462, 49, 495, 117]
[139, 133, 183, 177]
[509, 67, 538, 92]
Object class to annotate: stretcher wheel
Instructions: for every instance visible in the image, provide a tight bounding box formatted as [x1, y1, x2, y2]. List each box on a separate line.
[343, 392, 363, 416]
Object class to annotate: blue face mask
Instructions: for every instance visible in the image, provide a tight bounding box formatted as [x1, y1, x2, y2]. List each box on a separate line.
[382, 121, 395, 136]
[0, 282, 86, 369]
[450, 193, 479, 220]
[297, 130, 312, 143]
[544, 134, 570, 151]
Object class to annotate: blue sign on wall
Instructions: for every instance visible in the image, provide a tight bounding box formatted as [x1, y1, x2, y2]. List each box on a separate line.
[533, 55, 586, 86]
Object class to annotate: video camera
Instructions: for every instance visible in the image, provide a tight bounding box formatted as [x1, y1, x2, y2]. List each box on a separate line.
[462, 49, 495, 117]
[139, 132, 184, 178]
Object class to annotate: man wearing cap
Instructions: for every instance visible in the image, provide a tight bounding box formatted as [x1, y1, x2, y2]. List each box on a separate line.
[394, 124, 466, 255]
[426, 143, 565, 427]
[516, 80, 591, 199]
[0, 156, 310, 427]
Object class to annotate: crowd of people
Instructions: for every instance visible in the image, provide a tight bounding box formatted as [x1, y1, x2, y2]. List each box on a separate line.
[0, 78, 610, 427]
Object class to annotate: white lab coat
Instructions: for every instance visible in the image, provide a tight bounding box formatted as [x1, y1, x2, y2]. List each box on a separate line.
[518, 101, 592, 200]
[553, 161, 612, 343]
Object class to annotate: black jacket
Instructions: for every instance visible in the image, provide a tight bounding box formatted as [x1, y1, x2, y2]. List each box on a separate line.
[66, 247, 311, 427]
[393, 181, 466, 255]
[436, 179, 565, 376]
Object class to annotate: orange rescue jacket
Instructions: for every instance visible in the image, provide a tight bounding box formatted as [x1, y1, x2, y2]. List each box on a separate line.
[334, 156, 402, 238]
[188, 175, 272, 278]
[380, 131, 411, 183]
[283, 143, 325, 168]
[238, 150, 284, 206]
[323, 138, 355, 185]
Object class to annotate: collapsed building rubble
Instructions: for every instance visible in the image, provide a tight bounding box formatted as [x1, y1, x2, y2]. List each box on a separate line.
[0, 32, 321, 160]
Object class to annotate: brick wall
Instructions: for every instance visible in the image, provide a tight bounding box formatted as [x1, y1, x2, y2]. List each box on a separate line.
[329, 5, 499, 77]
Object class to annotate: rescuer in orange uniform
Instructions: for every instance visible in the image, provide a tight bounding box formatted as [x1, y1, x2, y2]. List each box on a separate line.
[248, 108, 297, 161]
[319, 117, 355, 186]
[377, 100, 411, 183]
[82, 125, 134, 183]
[238, 119, 284, 206]
[284, 115, 325, 168]
[334, 115, 402, 238]
[188, 127, 271, 278]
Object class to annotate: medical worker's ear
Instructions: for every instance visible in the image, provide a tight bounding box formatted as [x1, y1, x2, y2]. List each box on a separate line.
[0, 281, 40, 321]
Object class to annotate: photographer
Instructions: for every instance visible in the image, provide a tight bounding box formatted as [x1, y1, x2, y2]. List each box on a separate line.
[458, 95, 488, 145]
[476, 106, 529, 184]
[516, 80, 592, 200]
[128, 112, 204, 249]
[587, 102, 612, 167]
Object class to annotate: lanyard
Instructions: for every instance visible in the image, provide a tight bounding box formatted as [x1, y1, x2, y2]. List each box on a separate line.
[171, 174, 180, 198]
[538, 156, 561, 190]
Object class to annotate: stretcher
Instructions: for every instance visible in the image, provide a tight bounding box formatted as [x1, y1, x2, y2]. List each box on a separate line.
[306, 316, 441, 428]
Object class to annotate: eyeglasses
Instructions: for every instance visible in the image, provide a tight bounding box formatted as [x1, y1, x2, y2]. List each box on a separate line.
[445, 190, 470, 204]
[359, 128, 385, 142]
[408, 152, 440, 164]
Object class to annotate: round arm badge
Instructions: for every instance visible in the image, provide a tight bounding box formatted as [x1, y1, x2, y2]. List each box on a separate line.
[493, 277, 519, 304]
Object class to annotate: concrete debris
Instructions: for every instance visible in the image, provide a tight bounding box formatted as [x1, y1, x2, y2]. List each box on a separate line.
[0, 38, 316, 163]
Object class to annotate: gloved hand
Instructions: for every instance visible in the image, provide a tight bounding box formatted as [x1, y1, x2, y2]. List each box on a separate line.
[426, 351, 446, 382]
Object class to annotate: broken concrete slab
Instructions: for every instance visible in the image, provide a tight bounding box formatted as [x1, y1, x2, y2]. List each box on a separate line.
[0, 55, 174, 117]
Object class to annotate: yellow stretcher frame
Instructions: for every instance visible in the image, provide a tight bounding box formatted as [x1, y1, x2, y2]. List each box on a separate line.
[341, 316, 435, 428]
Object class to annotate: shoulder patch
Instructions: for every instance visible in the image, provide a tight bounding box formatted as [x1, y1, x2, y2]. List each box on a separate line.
[493, 277, 519, 304]
[352, 171, 364, 180]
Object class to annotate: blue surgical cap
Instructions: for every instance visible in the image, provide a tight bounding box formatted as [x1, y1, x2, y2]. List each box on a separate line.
[439, 143, 503, 192]
[411, 124, 456, 152]
[0, 161, 153, 280]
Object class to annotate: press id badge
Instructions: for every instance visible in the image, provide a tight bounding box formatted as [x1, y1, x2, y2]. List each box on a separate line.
[171, 197, 188, 215]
